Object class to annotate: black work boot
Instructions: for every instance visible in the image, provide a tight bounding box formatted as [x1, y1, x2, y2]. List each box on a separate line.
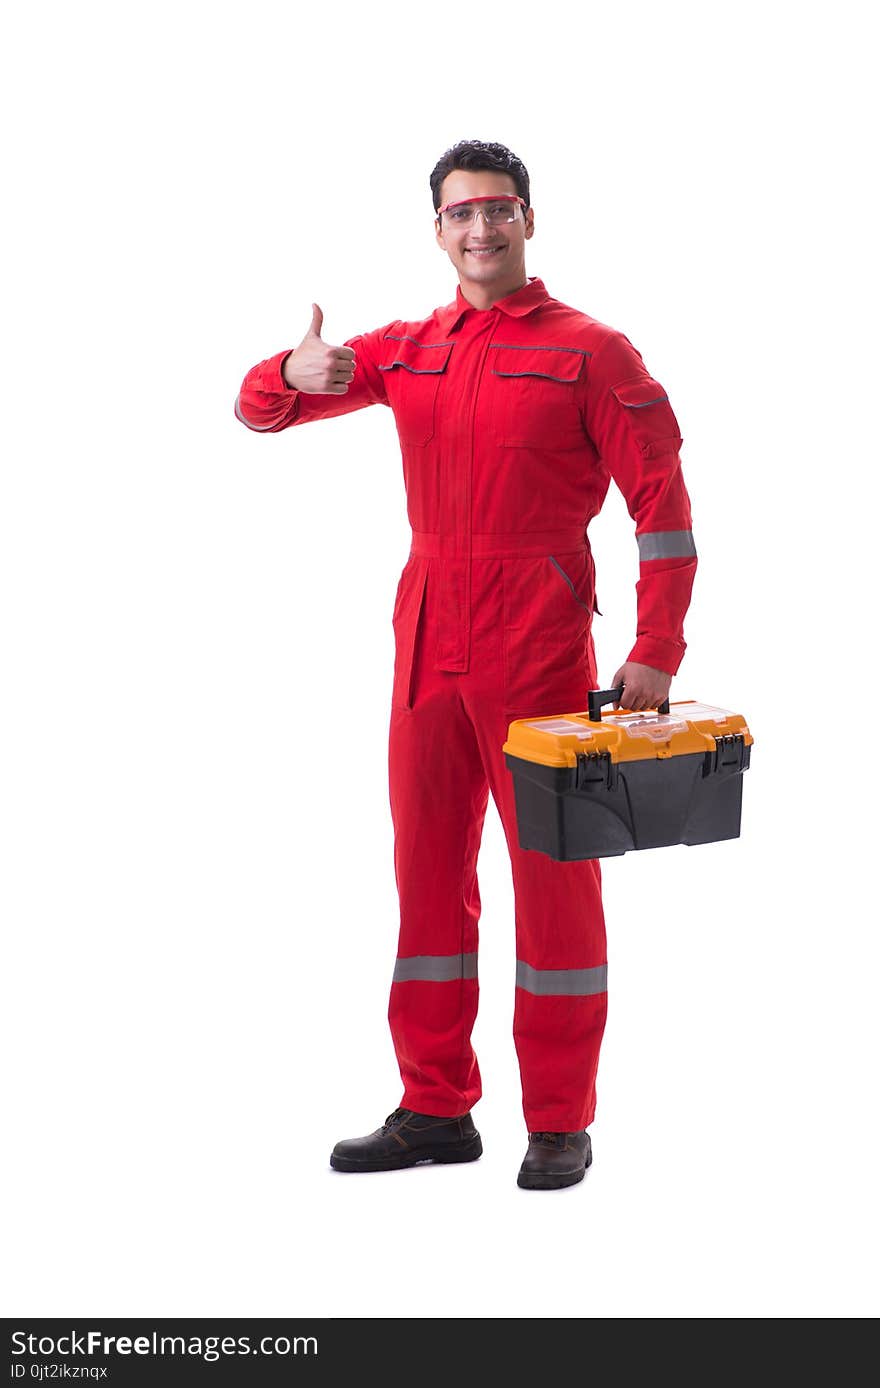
[329, 1107, 483, 1173]
[517, 1130, 592, 1190]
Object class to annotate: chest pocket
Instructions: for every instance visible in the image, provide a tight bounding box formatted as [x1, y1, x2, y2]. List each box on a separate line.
[378, 336, 454, 445]
[610, 376, 683, 457]
[490, 344, 587, 449]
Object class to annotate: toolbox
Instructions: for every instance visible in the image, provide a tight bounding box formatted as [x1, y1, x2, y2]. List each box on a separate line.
[502, 687, 753, 861]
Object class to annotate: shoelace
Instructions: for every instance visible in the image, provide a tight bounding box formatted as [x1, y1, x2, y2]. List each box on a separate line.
[531, 1131, 565, 1146]
[381, 1108, 409, 1132]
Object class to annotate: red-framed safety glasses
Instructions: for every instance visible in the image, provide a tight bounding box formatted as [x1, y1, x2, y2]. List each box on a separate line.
[436, 194, 526, 226]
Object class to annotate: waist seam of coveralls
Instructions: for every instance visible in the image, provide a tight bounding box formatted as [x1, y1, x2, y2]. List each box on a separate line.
[410, 530, 588, 560]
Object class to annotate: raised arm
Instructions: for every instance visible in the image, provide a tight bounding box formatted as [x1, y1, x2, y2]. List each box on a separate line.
[234, 303, 392, 433]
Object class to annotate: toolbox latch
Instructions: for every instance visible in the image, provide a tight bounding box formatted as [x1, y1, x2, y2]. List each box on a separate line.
[575, 750, 618, 792]
[702, 733, 750, 778]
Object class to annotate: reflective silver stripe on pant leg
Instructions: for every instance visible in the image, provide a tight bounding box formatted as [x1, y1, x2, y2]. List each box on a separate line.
[515, 960, 608, 996]
[393, 953, 478, 983]
[637, 530, 697, 561]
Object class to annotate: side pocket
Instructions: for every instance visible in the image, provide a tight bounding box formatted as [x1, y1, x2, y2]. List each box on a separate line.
[549, 551, 604, 616]
[392, 558, 413, 624]
[502, 555, 594, 715]
[548, 555, 592, 612]
[391, 560, 428, 711]
[586, 545, 602, 616]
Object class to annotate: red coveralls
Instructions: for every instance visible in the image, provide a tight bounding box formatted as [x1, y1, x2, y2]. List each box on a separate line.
[236, 275, 697, 1132]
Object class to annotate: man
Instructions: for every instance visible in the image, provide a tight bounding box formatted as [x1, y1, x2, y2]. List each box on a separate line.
[235, 139, 697, 1190]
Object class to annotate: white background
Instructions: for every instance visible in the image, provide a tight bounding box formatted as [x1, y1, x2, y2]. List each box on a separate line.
[3, 0, 877, 1319]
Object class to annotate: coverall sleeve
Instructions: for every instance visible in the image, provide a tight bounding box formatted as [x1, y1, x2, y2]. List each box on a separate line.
[234, 321, 393, 433]
[583, 330, 698, 677]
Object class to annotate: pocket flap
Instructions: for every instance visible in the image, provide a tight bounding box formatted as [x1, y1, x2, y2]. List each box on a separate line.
[611, 376, 673, 410]
[379, 336, 454, 374]
[610, 375, 682, 454]
[491, 345, 586, 383]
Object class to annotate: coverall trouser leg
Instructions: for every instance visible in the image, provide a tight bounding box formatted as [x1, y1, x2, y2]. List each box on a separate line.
[387, 551, 607, 1134]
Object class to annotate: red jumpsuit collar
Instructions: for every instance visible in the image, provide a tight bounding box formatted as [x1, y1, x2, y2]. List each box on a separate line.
[436, 275, 549, 335]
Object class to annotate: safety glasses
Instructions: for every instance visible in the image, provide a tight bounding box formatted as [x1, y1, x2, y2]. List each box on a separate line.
[436, 194, 526, 227]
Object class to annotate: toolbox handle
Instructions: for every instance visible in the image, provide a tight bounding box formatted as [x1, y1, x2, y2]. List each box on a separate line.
[587, 686, 670, 722]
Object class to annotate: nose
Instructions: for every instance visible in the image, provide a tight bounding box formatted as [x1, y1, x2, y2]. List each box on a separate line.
[475, 208, 491, 226]
[468, 213, 502, 241]
[469, 208, 499, 232]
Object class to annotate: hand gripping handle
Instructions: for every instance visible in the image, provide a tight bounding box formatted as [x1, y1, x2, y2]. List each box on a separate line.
[587, 686, 670, 723]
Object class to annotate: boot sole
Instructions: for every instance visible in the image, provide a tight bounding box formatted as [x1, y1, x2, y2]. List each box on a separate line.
[517, 1153, 592, 1190]
[330, 1134, 483, 1173]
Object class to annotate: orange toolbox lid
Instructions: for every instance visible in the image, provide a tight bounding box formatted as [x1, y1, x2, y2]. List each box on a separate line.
[503, 698, 754, 769]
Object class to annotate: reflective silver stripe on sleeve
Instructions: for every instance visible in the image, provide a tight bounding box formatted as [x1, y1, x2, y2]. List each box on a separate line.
[234, 394, 278, 431]
[515, 960, 607, 997]
[637, 529, 697, 561]
[393, 953, 478, 983]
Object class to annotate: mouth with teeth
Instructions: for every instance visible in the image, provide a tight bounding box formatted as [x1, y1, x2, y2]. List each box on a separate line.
[466, 246, 506, 256]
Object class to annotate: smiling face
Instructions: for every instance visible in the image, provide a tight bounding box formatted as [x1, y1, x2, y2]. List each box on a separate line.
[435, 168, 535, 304]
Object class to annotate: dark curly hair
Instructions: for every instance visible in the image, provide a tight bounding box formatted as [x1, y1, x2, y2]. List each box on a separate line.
[429, 139, 530, 215]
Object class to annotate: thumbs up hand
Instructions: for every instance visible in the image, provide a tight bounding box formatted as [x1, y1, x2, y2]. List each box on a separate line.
[281, 303, 357, 394]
